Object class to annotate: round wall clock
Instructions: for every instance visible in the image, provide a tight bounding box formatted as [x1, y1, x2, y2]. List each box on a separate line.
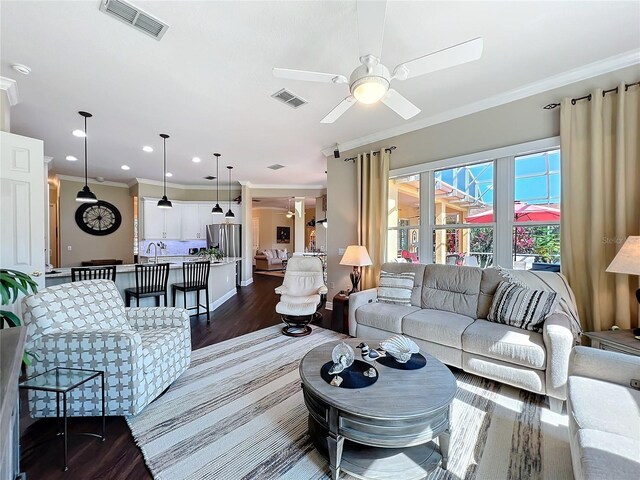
[75, 200, 122, 236]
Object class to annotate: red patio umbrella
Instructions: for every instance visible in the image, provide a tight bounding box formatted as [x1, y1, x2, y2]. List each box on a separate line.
[466, 202, 560, 223]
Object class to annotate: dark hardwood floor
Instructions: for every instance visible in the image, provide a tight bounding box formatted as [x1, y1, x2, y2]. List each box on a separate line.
[19, 273, 331, 480]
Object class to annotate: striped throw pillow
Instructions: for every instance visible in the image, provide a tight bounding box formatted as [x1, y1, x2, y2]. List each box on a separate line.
[487, 281, 558, 332]
[377, 271, 415, 306]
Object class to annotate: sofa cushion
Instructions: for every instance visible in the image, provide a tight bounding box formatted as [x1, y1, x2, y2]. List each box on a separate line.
[487, 281, 557, 332]
[462, 319, 546, 369]
[378, 271, 415, 306]
[403, 309, 474, 349]
[380, 262, 426, 307]
[573, 429, 640, 480]
[421, 264, 482, 319]
[355, 302, 420, 334]
[568, 376, 640, 440]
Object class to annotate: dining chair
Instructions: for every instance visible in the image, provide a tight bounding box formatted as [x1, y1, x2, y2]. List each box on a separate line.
[71, 266, 117, 282]
[171, 261, 211, 324]
[124, 263, 170, 307]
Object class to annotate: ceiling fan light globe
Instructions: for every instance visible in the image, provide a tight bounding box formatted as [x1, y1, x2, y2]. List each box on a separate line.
[352, 76, 389, 104]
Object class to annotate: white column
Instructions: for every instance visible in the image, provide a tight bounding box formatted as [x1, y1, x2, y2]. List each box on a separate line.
[294, 197, 305, 253]
[239, 181, 254, 286]
[0, 76, 18, 133]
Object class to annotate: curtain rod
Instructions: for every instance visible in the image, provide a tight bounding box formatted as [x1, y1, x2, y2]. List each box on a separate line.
[543, 80, 640, 110]
[343, 145, 396, 163]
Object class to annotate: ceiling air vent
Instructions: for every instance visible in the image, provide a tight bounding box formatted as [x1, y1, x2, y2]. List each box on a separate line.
[267, 164, 285, 170]
[99, 0, 169, 40]
[271, 89, 307, 109]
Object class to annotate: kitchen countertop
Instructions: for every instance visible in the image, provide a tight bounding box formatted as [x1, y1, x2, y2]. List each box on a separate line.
[45, 257, 242, 279]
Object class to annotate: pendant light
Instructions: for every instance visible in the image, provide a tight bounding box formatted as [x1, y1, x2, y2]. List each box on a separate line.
[224, 166, 235, 219]
[211, 153, 223, 215]
[75, 111, 98, 203]
[157, 134, 172, 208]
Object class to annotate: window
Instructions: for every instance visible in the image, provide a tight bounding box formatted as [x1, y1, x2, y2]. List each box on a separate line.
[387, 175, 420, 262]
[512, 150, 560, 269]
[386, 139, 561, 269]
[432, 160, 495, 267]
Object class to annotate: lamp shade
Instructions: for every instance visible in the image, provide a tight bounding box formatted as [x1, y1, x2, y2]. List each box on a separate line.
[340, 245, 372, 267]
[606, 236, 640, 276]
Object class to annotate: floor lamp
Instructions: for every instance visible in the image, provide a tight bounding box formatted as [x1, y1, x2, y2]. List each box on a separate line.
[340, 245, 372, 294]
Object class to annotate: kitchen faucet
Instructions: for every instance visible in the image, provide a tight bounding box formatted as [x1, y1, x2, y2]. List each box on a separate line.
[146, 242, 160, 264]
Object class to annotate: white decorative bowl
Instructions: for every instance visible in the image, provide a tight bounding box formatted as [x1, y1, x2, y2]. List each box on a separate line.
[380, 335, 419, 363]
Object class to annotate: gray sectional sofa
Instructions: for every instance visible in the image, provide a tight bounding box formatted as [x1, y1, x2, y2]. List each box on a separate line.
[348, 263, 580, 412]
[567, 346, 640, 479]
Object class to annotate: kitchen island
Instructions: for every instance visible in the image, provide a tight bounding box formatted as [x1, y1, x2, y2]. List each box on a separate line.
[45, 258, 242, 311]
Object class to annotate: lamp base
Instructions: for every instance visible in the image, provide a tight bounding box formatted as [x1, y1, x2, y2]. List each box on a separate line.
[349, 267, 361, 295]
[636, 288, 640, 304]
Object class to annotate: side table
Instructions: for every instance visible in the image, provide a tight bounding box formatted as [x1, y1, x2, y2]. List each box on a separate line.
[19, 367, 105, 471]
[331, 293, 349, 334]
[583, 329, 640, 356]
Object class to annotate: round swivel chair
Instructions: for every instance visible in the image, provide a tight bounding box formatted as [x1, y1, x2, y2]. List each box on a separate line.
[274, 256, 327, 337]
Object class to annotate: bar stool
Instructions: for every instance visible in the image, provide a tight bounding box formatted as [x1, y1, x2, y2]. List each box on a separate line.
[171, 261, 211, 324]
[124, 263, 170, 307]
[71, 266, 117, 282]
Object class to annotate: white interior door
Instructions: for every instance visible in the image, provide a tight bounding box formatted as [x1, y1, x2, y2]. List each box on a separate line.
[0, 131, 46, 293]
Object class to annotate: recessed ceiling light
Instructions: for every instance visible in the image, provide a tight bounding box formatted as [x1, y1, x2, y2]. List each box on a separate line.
[11, 64, 31, 75]
[192, 157, 201, 163]
[72, 129, 87, 137]
[142, 146, 153, 152]
[121, 165, 130, 170]
[165, 172, 173, 177]
[65, 155, 78, 161]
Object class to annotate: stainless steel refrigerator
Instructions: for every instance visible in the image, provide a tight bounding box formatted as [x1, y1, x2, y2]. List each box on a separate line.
[206, 224, 242, 286]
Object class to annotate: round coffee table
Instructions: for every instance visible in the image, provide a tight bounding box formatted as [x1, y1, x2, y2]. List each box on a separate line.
[299, 339, 456, 480]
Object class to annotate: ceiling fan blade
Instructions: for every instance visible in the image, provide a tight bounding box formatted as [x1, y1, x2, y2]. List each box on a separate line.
[393, 37, 483, 80]
[381, 89, 421, 120]
[320, 96, 356, 124]
[356, 0, 387, 59]
[273, 68, 347, 84]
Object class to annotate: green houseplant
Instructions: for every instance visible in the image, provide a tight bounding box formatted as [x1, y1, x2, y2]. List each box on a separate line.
[198, 247, 224, 262]
[1, 269, 38, 328]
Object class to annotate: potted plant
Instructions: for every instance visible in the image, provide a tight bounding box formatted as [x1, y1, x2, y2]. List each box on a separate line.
[1, 269, 38, 328]
[1, 269, 39, 364]
[198, 247, 224, 263]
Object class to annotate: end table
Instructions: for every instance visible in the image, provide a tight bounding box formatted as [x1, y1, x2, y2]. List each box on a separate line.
[331, 293, 349, 334]
[583, 329, 640, 356]
[19, 367, 105, 471]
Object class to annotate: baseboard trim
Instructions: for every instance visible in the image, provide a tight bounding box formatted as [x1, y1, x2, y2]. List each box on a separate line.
[325, 301, 333, 311]
[209, 288, 237, 311]
[240, 278, 254, 287]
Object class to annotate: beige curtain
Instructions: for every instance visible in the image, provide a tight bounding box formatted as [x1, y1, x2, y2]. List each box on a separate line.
[560, 83, 640, 331]
[357, 149, 390, 290]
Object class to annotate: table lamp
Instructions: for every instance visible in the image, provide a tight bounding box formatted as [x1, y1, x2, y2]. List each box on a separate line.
[340, 245, 372, 294]
[606, 236, 640, 304]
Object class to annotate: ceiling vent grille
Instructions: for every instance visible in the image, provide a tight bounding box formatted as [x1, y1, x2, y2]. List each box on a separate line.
[267, 164, 286, 170]
[271, 89, 307, 109]
[100, 0, 169, 40]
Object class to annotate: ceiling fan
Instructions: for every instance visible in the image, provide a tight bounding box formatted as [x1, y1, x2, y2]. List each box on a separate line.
[273, 0, 483, 124]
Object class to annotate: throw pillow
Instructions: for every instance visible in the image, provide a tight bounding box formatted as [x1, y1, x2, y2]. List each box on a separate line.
[263, 249, 273, 259]
[487, 281, 558, 332]
[377, 271, 415, 306]
[278, 249, 288, 260]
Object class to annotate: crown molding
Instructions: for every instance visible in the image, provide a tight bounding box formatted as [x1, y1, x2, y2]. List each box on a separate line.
[252, 206, 289, 211]
[0, 76, 18, 105]
[134, 177, 239, 190]
[56, 174, 130, 188]
[321, 49, 640, 157]
[238, 180, 251, 186]
[249, 184, 326, 190]
[44, 156, 54, 164]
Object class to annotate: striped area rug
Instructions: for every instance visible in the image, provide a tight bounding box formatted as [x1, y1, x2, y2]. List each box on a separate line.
[127, 325, 573, 480]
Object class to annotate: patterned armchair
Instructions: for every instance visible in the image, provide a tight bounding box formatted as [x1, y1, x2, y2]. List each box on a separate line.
[21, 279, 191, 417]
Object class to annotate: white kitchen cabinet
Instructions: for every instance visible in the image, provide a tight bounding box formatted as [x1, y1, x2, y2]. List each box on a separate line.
[181, 204, 200, 240]
[142, 199, 183, 240]
[198, 203, 215, 240]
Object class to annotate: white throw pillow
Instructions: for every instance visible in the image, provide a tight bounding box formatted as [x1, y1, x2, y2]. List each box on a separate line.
[377, 271, 415, 306]
[263, 249, 273, 259]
